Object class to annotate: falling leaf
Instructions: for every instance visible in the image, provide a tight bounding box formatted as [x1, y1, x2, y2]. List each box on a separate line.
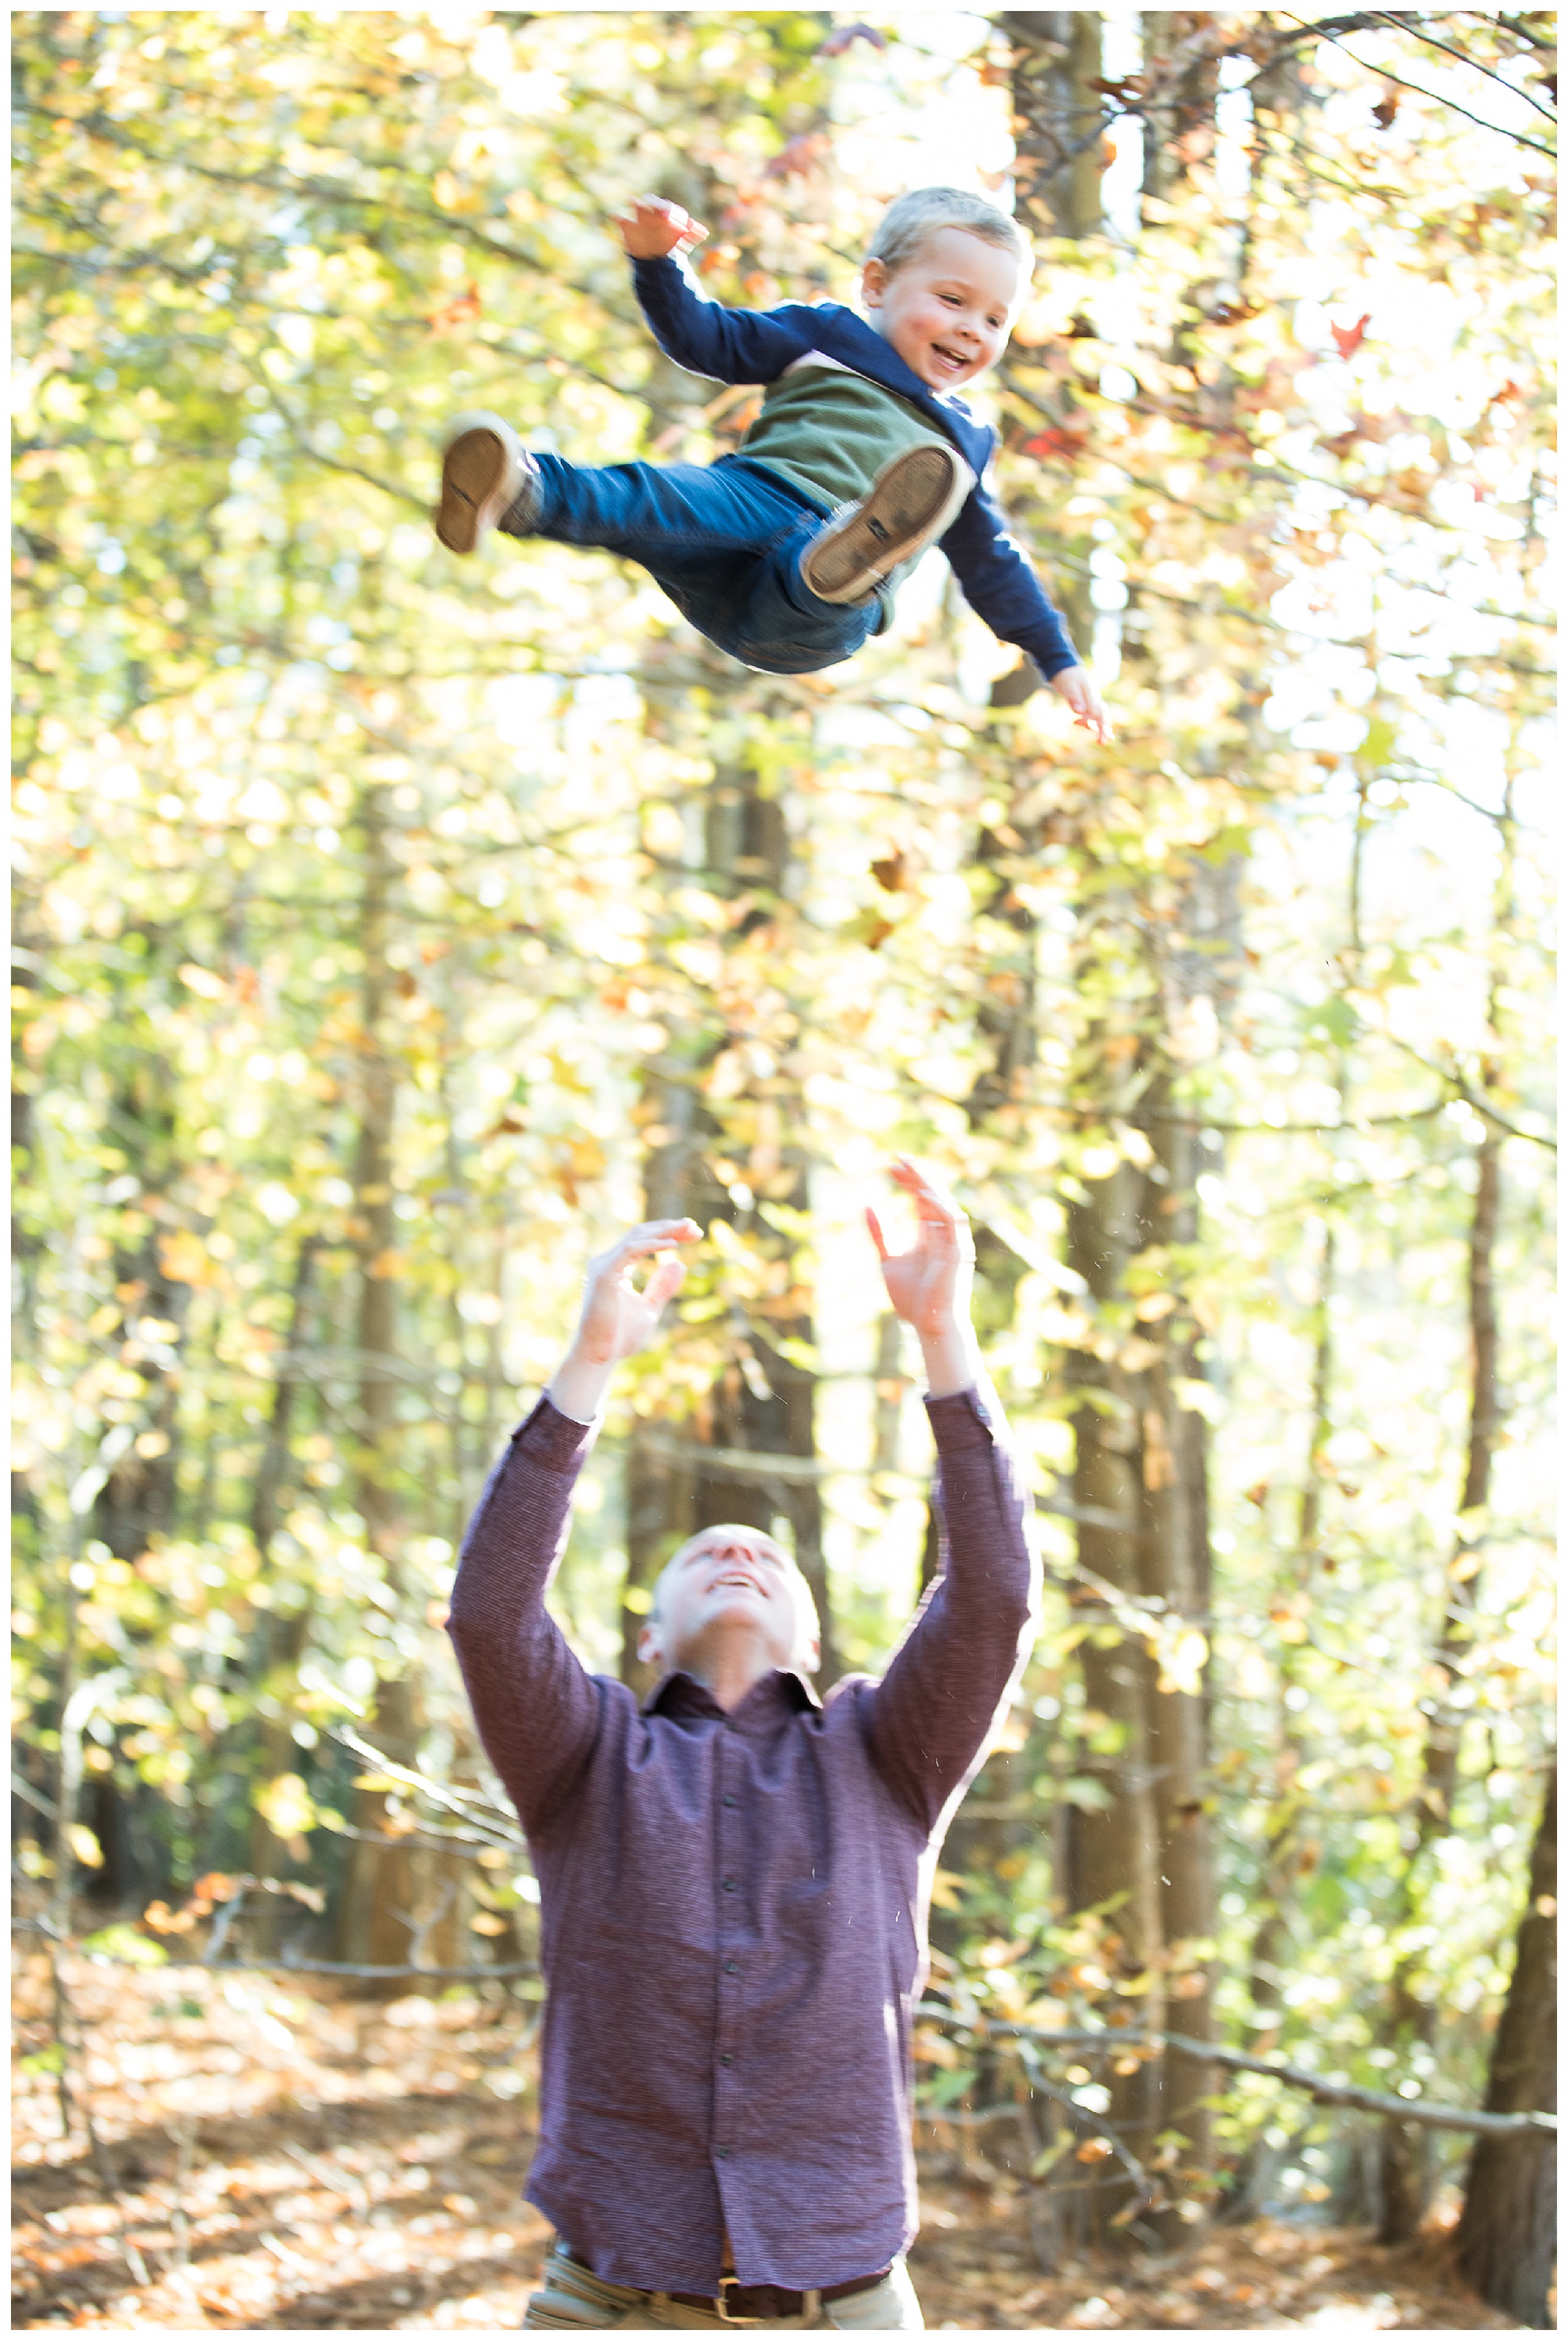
[253, 1772, 319, 1839]
[818, 23, 887, 56]
[762, 132, 829, 180]
[178, 961, 227, 1000]
[1330, 312, 1371, 359]
[430, 279, 481, 333]
[65, 1823, 104, 1868]
[1025, 424, 1090, 463]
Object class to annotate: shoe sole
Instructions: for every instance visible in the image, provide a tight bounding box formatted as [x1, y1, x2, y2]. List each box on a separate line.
[802, 443, 975, 603]
[435, 410, 524, 553]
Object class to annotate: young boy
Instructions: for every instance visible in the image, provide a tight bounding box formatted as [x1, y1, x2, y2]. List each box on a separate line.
[436, 184, 1110, 741]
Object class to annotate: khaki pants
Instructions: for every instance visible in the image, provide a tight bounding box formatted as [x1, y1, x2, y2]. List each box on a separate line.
[524, 2239, 925, 2329]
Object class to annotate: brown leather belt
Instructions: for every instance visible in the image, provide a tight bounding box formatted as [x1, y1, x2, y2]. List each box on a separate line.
[564, 2249, 889, 2323]
[667, 2268, 891, 2320]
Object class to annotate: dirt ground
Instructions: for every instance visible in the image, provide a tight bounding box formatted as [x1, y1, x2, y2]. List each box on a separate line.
[13, 1952, 1520, 2331]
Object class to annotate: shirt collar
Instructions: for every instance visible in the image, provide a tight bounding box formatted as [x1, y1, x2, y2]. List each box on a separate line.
[641, 1667, 822, 1721]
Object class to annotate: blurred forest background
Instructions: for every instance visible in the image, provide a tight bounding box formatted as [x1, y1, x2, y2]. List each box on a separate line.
[12, 5, 1555, 2331]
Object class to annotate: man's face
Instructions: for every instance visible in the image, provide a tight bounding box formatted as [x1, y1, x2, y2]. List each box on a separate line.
[638, 1524, 820, 1679]
[862, 227, 1023, 392]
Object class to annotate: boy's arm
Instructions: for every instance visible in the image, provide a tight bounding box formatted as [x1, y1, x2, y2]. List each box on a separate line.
[630, 252, 820, 387]
[939, 477, 1081, 683]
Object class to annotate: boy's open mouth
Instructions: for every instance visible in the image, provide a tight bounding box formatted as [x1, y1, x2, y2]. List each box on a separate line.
[928, 342, 971, 376]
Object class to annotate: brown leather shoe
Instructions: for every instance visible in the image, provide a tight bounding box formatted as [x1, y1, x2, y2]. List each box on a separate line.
[800, 441, 975, 604]
[435, 410, 532, 553]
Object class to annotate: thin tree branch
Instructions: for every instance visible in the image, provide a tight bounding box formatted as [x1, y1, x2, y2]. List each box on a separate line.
[1367, 12, 1558, 118]
[920, 2009, 1558, 2137]
[1275, 14, 1558, 154]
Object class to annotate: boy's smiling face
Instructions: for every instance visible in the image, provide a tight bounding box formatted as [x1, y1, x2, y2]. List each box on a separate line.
[862, 225, 1024, 392]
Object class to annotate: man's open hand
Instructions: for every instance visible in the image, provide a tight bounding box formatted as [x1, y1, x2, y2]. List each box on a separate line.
[866, 1161, 975, 1340]
[616, 194, 709, 262]
[1051, 664, 1112, 745]
[547, 1218, 702, 1424]
[572, 1219, 702, 1365]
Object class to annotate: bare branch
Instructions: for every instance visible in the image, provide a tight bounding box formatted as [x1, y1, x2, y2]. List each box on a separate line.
[1274, 13, 1558, 154]
[919, 2009, 1559, 2138]
[1367, 12, 1558, 118]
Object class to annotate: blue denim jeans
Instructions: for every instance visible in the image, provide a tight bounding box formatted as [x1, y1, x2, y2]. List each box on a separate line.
[514, 454, 882, 676]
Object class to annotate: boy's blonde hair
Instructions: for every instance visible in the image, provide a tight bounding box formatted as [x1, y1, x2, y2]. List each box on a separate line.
[866, 185, 1033, 277]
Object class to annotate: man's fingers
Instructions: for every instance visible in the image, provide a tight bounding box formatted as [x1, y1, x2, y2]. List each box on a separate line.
[891, 1157, 961, 1225]
[865, 1206, 889, 1261]
[641, 1256, 687, 1311]
[589, 1219, 701, 1280]
[615, 1218, 702, 1255]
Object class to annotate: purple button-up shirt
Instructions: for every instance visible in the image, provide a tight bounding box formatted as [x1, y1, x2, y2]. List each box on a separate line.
[448, 1387, 1036, 2295]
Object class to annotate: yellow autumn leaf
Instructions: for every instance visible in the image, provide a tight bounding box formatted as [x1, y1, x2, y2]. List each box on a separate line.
[66, 1823, 104, 1868]
[1157, 1626, 1210, 1697]
[252, 1772, 318, 1839]
[158, 1229, 216, 1287]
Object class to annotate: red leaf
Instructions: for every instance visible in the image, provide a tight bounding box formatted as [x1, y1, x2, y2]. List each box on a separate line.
[762, 132, 829, 180]
[428, 280, 481, 336]
[1330, 312, 1370, 360]
[1023, 426, 1089, 462]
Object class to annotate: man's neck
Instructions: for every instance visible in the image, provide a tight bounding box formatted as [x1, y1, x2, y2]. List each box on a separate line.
[678, 1631, 781, 1715]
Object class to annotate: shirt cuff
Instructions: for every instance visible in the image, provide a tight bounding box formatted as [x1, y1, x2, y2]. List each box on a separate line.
[514, 1394, 598, 1469]
[924, 1386, 997, 1450]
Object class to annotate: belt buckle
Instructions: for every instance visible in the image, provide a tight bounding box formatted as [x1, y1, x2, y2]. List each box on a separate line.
[717, 2274, 760, 2325]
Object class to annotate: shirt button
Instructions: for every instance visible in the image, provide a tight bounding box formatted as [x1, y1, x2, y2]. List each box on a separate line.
[716, 2147, 731, 2161]
[722, 1877, 737, 1893]
[720, 2053, 733, 2067]
[721, 1794, 738, 1808]
[724, 1959, 739, 1974]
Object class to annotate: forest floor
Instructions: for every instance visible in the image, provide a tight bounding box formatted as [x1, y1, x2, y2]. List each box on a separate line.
[13, 1951, 1519, 2332]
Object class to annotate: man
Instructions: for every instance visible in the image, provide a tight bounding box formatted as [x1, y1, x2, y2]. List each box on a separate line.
[448, 1160, 1037, 2329]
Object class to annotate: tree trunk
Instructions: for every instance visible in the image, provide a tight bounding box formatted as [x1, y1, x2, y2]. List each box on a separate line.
[246, 1238, 319, 1951]
[332, 785, 456, 1986]
[1136, 1084, 1215, 2190]
[1454, 1763, 1556, 2328]
[621, 675, 837, 1697]
[1139, 13, 1221, 204]
[1380, 765, 1508, 2230]
[1063, 1156, 1167, 2238]
[1004, 10, 1105, 241]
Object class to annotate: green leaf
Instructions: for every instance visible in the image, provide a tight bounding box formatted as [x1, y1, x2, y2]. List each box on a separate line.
[81, 1925, 168, 1969]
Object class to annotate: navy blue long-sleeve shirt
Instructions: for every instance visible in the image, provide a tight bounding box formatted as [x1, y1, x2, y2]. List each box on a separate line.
[631, 253, 1080, 683]
[448, 1386, 1038, 2294]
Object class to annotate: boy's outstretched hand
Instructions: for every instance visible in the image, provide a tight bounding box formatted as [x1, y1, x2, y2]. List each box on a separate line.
[1051, 664, 1112, 745]
[617, 194, 710, 261]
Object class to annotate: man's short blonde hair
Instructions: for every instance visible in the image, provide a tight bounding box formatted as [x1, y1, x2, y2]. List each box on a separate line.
[866, 185, 1033, 277]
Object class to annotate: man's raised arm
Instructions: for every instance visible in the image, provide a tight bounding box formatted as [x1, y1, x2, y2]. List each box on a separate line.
[447, 1218, 699, 1839]
[861, 1163, 1039, 1831]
